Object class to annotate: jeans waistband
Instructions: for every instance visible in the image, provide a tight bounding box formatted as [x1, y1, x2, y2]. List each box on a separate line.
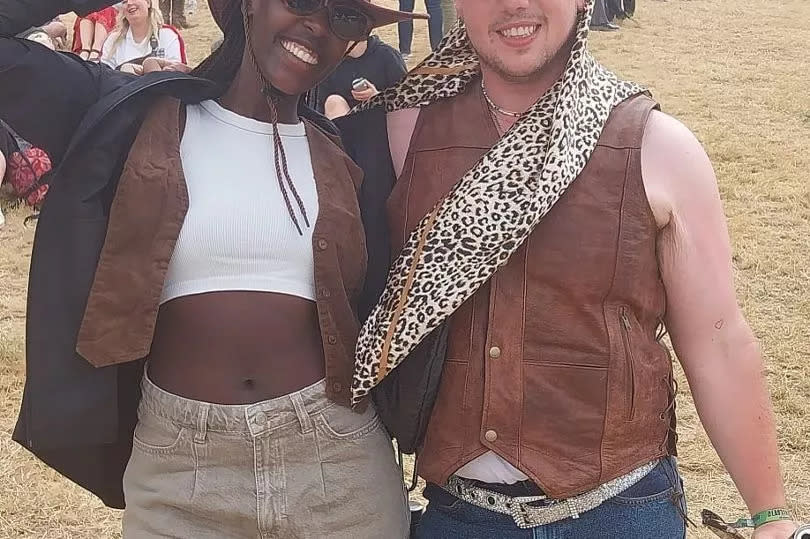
[140, 372, 332, 437]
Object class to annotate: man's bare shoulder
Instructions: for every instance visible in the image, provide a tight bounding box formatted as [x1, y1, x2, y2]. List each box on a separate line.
[641, 109, 720, 229]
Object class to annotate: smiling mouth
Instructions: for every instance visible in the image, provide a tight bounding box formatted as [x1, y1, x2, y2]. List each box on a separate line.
[126, 5, 138, 14]
[497, 25, 540, 39]
[281, 39, 319, 66]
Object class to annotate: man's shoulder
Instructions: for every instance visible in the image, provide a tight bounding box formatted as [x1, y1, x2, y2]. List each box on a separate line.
[641, 110, 718, 226]
[642, 110, 711, 175]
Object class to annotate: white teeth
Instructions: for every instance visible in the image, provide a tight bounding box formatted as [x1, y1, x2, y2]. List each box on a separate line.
[499, 25, 538, 38]
[281, 40, 318, 66]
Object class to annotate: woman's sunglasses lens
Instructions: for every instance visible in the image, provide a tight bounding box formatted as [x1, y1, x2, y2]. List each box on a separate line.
[330, 6, 368, 40]
[284, 0, 324, 15]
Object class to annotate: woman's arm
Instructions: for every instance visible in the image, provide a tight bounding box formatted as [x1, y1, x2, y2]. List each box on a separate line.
[0, 38, 133, 165]
[0, 0, 133, 162]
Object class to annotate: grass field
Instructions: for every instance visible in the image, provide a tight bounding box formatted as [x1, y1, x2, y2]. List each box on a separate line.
[1, 0, 809, 537]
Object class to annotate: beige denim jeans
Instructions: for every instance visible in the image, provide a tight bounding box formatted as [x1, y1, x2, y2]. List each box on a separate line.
[122, 374, 409, 538]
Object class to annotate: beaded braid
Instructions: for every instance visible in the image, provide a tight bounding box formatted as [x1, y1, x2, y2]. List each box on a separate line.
[242, 1, 311, 235]
[193, 0, 312, 235]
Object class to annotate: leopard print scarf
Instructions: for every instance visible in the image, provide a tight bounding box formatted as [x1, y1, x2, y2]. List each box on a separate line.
[351, 0, 646, 404]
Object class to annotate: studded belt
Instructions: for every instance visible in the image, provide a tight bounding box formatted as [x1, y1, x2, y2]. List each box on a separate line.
[444, 460, 659, 529]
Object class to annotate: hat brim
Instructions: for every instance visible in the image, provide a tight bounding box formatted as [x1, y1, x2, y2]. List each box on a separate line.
[354, 2, 429, 29]
[209, 0, 428, 33]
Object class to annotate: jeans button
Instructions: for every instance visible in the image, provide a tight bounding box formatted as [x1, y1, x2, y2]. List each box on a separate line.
[485, 429, 498, 442]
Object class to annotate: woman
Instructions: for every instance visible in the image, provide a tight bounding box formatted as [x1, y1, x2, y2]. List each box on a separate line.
[71, 5, 118, 60]
[101, 0, 185, 69]
[1, 0, 423, 536]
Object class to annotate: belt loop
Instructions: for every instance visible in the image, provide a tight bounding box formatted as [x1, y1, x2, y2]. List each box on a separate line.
[290, 392, 314, 434]
[194, 404, 210, 444]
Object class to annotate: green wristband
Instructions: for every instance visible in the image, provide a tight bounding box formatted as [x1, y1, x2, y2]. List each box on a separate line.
[752, 508, 792, 528]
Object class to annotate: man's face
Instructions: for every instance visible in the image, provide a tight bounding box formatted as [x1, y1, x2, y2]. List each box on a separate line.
[456, 0, 584, 80]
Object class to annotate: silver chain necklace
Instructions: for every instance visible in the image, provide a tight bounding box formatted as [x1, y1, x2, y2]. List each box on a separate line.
[481, 80, 523, 118]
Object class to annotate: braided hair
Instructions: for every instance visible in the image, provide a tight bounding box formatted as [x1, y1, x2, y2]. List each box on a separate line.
[192, 1, 319, 234]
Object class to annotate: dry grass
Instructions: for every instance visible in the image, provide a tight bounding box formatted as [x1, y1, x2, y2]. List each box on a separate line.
[1, 0, 809, 537]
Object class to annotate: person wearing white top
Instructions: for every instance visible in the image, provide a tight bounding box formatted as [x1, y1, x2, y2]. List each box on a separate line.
[101, 0, 182, 69]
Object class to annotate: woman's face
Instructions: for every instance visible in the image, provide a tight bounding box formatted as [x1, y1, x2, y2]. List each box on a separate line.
[246, 0, 352, 96]
[122, 0, 151, 23]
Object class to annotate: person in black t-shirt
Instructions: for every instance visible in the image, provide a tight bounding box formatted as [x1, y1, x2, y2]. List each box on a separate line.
[317, 35, 407, 120]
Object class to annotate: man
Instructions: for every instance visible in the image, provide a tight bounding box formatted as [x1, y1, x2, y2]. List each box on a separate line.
[338, 0, 798, 538]
[317, 35, 407, 119]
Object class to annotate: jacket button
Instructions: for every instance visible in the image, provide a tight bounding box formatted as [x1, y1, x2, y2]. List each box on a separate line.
[319, 288, 331, 298]
[327, 335, 337, 345]
[485, 429, 498, 442]
[332, 381, 343, 393]
[317, 239, 329, 250]
[489, 346, 501, 359]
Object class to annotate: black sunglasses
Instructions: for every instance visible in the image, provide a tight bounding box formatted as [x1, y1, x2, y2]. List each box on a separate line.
[280, 0, 372, 41]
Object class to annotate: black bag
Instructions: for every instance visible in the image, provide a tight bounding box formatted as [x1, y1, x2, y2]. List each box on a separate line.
[372, 323, 449, 454]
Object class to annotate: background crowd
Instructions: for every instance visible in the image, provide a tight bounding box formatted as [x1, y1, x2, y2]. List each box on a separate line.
[0, 0, 640, 226]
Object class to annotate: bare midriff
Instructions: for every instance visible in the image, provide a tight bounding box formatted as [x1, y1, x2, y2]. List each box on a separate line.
[147, 291, 325, 405]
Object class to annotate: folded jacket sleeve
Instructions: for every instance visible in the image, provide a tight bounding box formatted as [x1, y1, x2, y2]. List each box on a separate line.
[0, 0, 119, 36]
[0, 37, 133, 167]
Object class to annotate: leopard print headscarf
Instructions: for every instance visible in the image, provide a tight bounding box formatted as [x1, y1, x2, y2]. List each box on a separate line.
[351, 0, 646, 404]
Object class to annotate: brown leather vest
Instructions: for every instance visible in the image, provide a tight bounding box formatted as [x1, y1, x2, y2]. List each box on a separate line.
[387, 84, 677, 499]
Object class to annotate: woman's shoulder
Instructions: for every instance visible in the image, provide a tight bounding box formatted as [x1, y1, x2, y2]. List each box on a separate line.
[158, 26, 181, 42]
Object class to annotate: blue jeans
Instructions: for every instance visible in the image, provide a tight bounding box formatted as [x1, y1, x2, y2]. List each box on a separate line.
[398, 0, 443, 52]
[414, 458, 687, 539]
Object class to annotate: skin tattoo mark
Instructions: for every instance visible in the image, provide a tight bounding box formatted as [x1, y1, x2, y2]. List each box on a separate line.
[715, 320, 725, 330]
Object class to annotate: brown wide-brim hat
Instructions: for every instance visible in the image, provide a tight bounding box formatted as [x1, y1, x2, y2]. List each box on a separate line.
[209, 0, 428, 33]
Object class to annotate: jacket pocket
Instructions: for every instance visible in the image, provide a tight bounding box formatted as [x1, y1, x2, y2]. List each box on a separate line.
[619, 306, 637, 421]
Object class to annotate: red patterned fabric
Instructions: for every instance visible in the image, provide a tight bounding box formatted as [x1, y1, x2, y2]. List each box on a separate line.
[7, 146, 51, 206]
[71, 7, 118, 53]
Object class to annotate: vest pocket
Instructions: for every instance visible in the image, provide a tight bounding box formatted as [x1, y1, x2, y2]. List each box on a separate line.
[619, 307, 637, 421]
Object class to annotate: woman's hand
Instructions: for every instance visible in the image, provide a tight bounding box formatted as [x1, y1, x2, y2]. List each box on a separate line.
[351, 81, 379, 102]
[142, 58, 191, 74]
[118, 63, 143, 75]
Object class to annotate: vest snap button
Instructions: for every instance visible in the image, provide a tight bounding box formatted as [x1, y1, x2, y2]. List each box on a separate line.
[489, 346, 502, 359]
[317, 239, 329, 250]
[485, 429, 498, 442]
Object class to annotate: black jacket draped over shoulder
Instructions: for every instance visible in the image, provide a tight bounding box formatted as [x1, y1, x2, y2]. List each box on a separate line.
[1, 0, 342, 508]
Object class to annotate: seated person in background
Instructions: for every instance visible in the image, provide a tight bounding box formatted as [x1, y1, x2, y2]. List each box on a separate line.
[102, 0, 184, 70]
[72, 6, 118, 60]
[317, 35, 406, 120]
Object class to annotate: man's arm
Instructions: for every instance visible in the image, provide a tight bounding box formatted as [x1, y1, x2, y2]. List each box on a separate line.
[642, 111, 796, 538]
[0, 0, 115, 36]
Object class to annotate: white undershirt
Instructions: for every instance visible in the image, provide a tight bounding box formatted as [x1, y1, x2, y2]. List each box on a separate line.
[100, 27, 182, 68]
[160, 100, 319, 304]
[455, 452, 531, 484]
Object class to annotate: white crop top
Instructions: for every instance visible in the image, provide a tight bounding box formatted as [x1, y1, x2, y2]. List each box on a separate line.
[160, 100, 319, 304]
